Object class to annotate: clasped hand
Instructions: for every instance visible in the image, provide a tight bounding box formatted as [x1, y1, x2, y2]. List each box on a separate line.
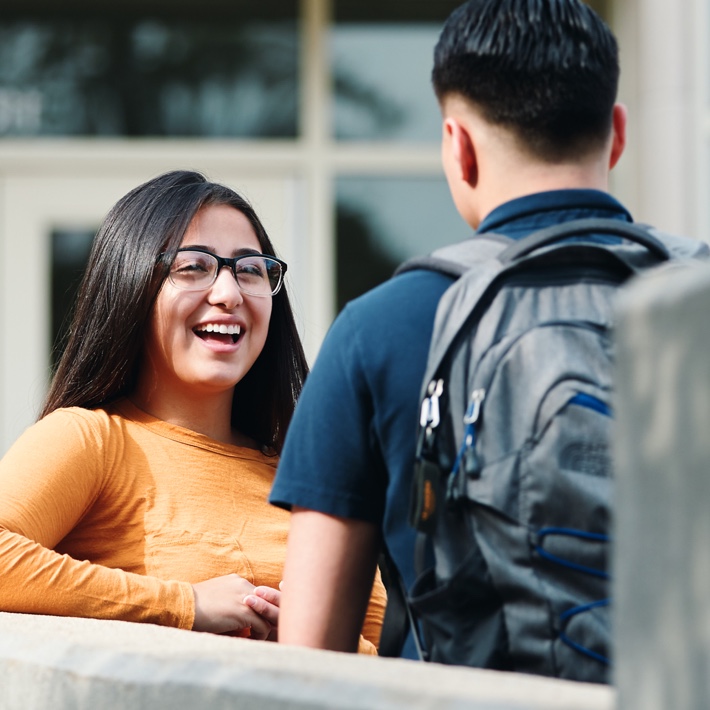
[191, 573, 281, 640]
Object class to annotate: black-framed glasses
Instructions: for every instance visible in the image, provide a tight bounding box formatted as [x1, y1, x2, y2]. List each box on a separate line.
[165, 248, 287, 297]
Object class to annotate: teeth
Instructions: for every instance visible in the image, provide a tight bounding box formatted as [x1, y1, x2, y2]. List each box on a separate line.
[198, 324, 241, 335]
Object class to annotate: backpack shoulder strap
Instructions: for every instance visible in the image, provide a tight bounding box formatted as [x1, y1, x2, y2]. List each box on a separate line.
[498, 218, 671, 264]
[418, 218, 705, 398]
[394, 234, 512, 279]
[409, 219, 708, 401]
[497, 217, 710, 265]
[377, 547, 428, 661]
[642, 226, 710, 260]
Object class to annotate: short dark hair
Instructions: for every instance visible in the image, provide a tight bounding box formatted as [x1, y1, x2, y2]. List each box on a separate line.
[41, 170, 308, 454]
[433, 0, 620, 161]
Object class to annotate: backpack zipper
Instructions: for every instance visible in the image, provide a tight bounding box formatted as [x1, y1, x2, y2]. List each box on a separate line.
[447, 388, 486, 503]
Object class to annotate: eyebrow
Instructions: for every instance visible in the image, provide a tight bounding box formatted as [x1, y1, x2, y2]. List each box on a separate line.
[181, 245, 262, 257]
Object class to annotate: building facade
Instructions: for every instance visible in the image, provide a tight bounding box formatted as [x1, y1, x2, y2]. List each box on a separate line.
[0, 0, 704, 453]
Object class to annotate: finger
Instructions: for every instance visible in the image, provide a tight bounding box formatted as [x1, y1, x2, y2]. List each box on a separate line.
[244, 595, 280, 626]
[238, 605, 273, 640]
[252, 586, 281, 606]
[245, 615, 273, 641]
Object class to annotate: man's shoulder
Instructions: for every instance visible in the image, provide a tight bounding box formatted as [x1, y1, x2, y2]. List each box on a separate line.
[343, 267, 455, 323]
[315, 267, 457, 375]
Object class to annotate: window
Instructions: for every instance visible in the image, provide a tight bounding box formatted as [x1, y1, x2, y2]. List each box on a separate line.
[50, 227, 95, 369]
[331, 1, 463, 308]
[0, 0, 299, 137]
[336, 176, 470, 311]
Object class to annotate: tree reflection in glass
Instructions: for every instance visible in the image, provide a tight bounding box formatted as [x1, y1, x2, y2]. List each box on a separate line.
[331, 0, 462, 142]
[51, 227, 95, 371]
[0, 2, 298, 137]
[336, 176, 472, 312]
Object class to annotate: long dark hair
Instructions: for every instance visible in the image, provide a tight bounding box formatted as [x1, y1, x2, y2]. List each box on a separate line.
[41, 170, 308, 453]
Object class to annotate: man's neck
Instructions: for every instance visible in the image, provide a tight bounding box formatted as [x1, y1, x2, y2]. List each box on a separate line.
[472, 158, 612, 229]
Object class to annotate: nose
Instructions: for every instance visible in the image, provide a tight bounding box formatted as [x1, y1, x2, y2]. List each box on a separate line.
[207, 264, 244, 308]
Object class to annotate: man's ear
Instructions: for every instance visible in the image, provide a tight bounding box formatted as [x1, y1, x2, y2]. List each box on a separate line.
[444, 116, 477, 185]
[608, 103, 627, 169]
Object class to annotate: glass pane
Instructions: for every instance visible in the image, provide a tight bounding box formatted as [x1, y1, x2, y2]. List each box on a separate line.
[336, 176, 472, 311]
[51, 228, 95, 369]
[0, 1, 298, 137]
[332, 1, 461, 142]
[332, 0, 610, 143]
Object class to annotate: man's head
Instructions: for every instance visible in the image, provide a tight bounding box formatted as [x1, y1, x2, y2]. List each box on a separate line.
[433, 0, 620, 162]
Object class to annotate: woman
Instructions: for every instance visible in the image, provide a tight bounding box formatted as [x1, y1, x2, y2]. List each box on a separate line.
[0, 170, 385, 651]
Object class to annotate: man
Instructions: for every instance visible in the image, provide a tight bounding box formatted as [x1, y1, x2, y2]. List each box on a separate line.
[269, 0, 630, 659]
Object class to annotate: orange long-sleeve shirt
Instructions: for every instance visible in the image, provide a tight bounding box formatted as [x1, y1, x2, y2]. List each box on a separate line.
[0, 399, 386, 651]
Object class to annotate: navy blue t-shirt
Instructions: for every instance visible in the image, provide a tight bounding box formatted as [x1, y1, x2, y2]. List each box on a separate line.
[270, 189, 633, 658]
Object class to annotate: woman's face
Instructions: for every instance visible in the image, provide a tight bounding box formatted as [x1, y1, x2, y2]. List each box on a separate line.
[142, 204, 273, 399]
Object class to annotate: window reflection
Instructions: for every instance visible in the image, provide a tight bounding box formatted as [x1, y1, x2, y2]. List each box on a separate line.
[332, 1, 460, 142]
[51, 228, 95, 370]
[0, 2, 298, 137]
[336, 176, 472, 311]
[332, 0, 610, 143]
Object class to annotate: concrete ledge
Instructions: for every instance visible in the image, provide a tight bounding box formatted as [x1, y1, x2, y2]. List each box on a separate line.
[0, 612, 614, 709]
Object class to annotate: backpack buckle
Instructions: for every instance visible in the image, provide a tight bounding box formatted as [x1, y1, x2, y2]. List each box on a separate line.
[420, 379, 444, 431]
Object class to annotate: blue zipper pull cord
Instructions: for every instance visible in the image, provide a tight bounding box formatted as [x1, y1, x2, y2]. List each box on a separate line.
[534, 391, 612, 667]
[559, 599, 611, 666]
[447, 388, 485, 503]
[568, 391, 612, 417]
[535, 526, 611, 666]
[535, 527, 610, 579]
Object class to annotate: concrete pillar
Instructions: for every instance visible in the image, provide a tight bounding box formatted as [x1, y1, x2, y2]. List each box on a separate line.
[613, 261, 710, 710]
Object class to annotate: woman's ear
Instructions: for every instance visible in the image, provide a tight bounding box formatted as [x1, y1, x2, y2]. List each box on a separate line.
[608, 103, 627, 170]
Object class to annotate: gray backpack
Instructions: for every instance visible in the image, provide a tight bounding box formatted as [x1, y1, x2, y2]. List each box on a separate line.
[396, 218, 707, 682]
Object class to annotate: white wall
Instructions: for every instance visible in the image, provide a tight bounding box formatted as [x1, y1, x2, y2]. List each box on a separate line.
[612, 0, 708, 242]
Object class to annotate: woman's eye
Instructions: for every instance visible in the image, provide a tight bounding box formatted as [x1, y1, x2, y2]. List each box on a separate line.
[174, 259, 209, 274]
[237, 262, 265, 277]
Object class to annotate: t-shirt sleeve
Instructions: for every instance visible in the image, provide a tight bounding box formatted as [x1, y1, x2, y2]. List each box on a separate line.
[357, 565, 387, 654]
[0, 409, 194, 629]
[270, 305, 387, 524]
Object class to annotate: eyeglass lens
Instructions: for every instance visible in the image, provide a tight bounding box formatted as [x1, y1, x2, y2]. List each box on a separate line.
[170, 251, 282, 295]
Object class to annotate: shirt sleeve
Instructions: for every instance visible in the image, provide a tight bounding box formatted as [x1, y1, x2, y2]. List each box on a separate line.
[270, 304, 388, 524]
[0, 409, 194, 629]
[357, 565, 387, 654]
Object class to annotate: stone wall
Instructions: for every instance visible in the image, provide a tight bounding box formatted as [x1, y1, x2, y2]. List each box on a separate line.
[0, 612, 613, 710]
